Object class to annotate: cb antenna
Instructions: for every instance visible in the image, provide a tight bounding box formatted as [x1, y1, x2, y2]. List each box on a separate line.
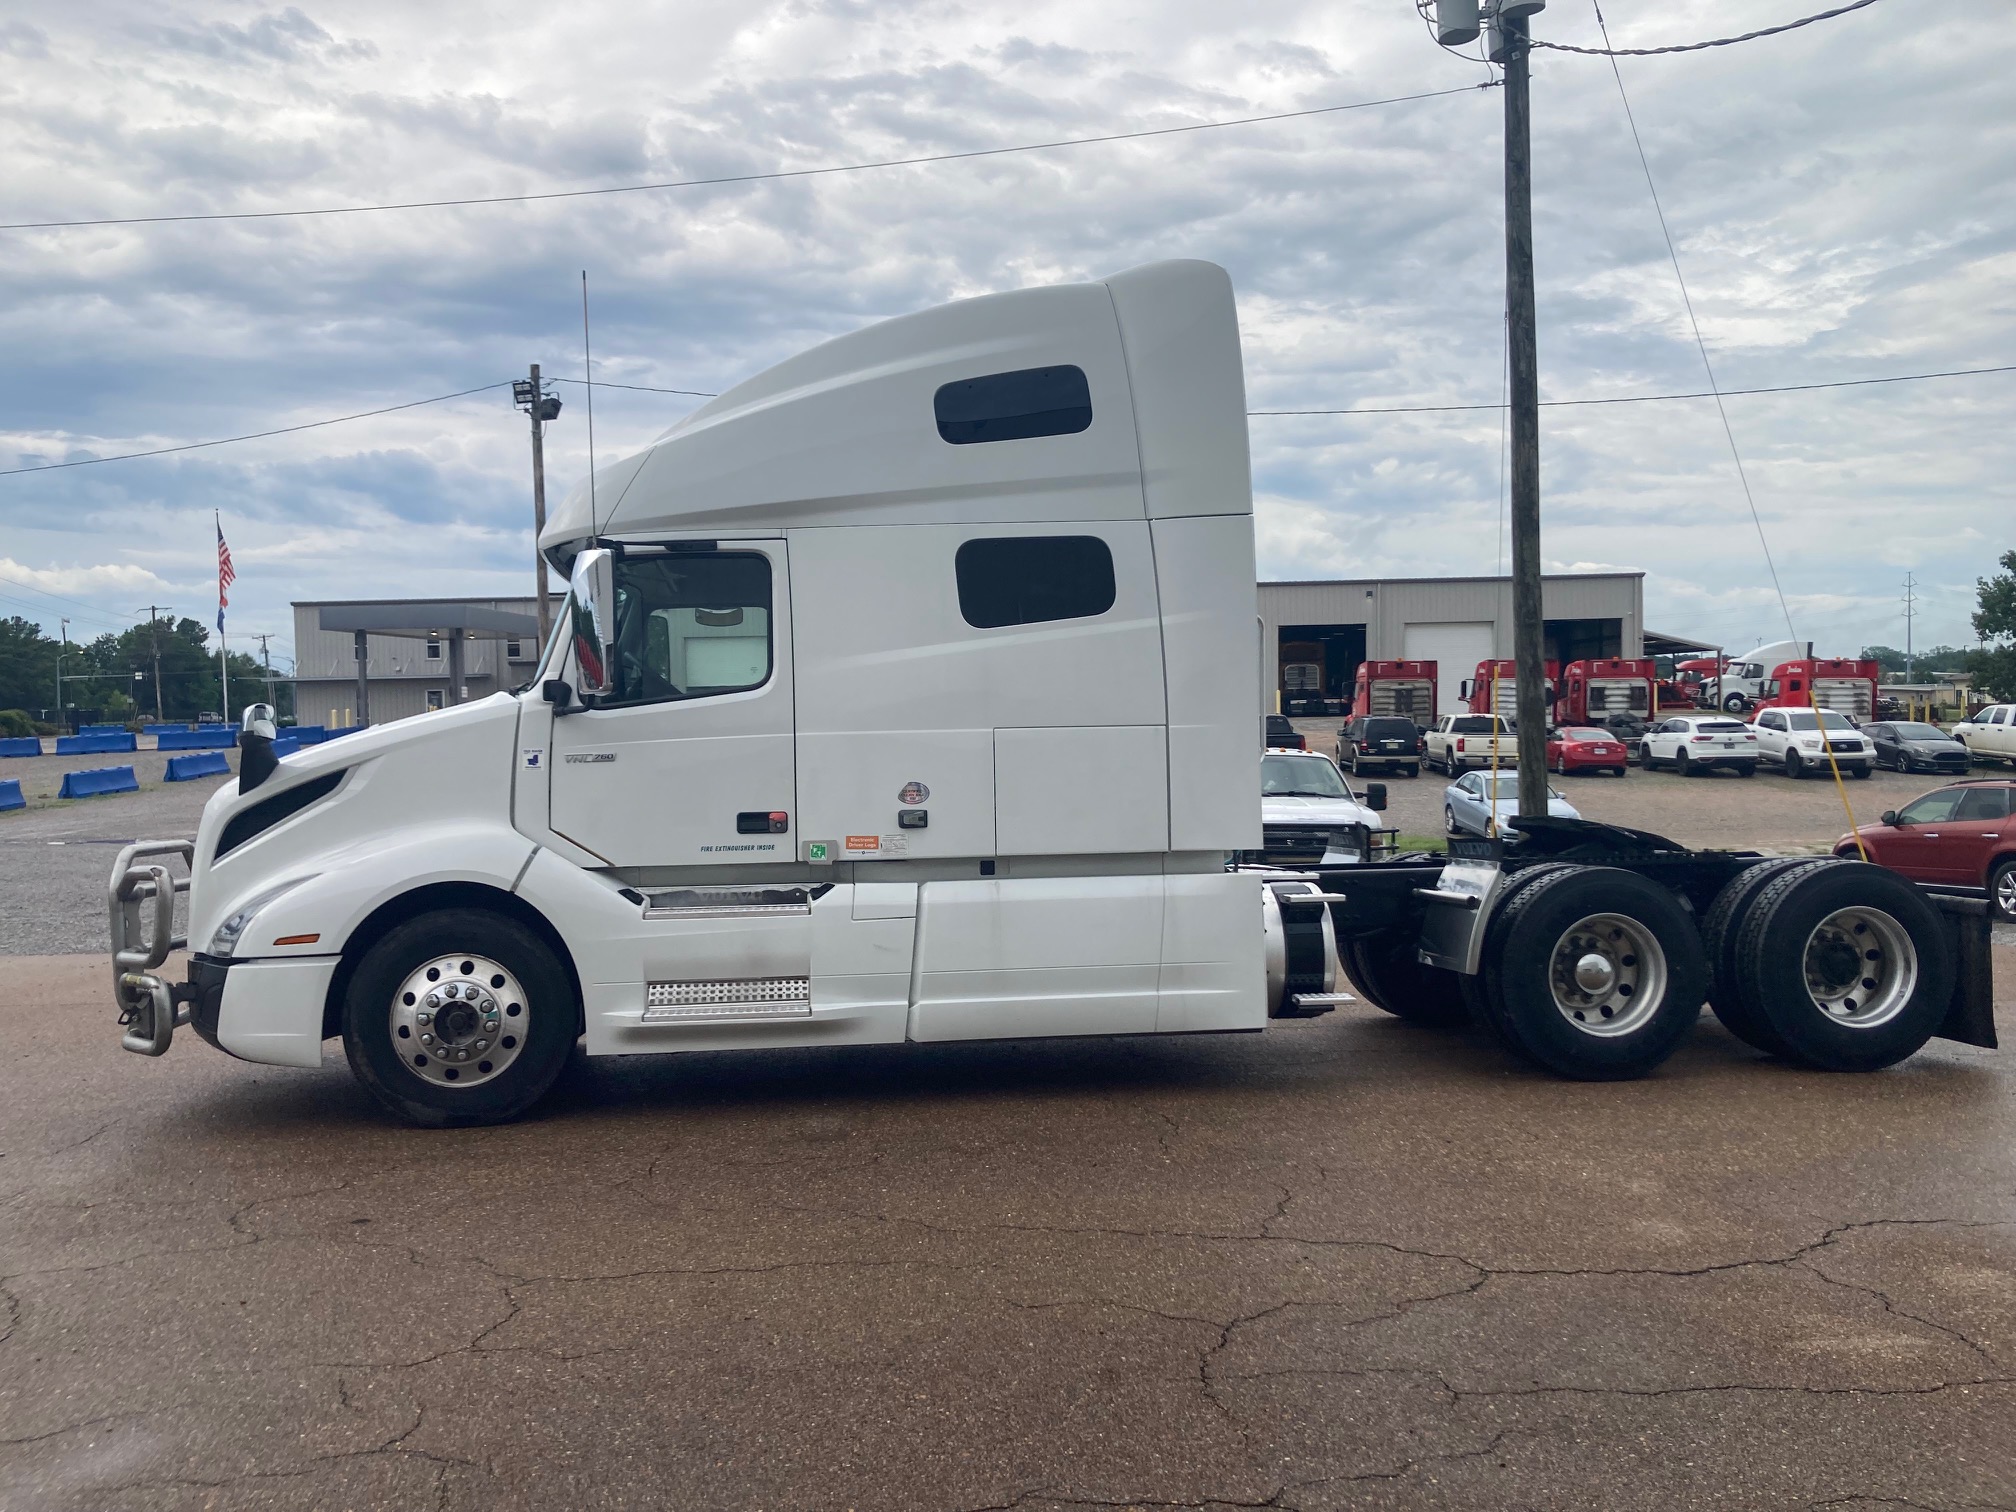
[581, 269, 598, 538]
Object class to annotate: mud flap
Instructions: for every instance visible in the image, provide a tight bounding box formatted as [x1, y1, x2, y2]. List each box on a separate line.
[1930, 895, 1996, 1050]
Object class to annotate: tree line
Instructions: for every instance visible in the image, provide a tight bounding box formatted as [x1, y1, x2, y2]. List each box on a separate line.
[0, 615, 293, 728]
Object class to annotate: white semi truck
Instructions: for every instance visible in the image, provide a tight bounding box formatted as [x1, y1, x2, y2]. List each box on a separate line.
[110, 262, 1993, 1126]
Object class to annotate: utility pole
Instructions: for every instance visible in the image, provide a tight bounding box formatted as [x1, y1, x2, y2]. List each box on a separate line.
[1498, 4, 1548, 819]
[144, 605, 170, 722]
[56, 617, 68, 728]
[1901, 572, 1918, 684]
[1434, 0, 1548, 819]
[514, 366, 564, 648]
[255, 632, 277, 711]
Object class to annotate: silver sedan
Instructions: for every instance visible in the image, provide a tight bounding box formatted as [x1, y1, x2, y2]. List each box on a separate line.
[1443, 769, 1581, 839]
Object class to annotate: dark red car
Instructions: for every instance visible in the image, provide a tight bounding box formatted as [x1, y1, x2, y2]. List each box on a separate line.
[1546, 726, 1630, 777]
[1834, 778, 2016, 921]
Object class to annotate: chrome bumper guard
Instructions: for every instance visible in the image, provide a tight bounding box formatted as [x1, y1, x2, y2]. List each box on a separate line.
[109, 840, 195, 1056]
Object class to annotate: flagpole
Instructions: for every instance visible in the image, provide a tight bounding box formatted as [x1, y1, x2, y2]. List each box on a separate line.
[216, 512, 229, 723]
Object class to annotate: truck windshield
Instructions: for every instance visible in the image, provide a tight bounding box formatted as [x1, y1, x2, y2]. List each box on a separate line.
[1785, 710, 1855, 732]
[1261, 754, 1350, 798]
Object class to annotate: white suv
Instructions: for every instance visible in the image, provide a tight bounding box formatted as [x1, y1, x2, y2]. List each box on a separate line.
[1640, 716, 1759, 776]
[1750, 707, 1874, 779]
[1952, 704, 2016, 766]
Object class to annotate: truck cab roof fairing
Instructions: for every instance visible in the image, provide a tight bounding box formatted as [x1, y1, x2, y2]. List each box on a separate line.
[540, 260, 1250, 562]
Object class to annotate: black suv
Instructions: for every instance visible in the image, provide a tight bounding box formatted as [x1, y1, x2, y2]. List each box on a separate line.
[1338, 715, 1421, 777]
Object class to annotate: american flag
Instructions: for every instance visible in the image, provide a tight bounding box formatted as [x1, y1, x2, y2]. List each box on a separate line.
[216, 520, 235, 633]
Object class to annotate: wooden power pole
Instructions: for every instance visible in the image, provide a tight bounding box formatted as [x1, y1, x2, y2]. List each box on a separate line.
[1501, 10, 1550, 821]
[526, 363, 554, 648]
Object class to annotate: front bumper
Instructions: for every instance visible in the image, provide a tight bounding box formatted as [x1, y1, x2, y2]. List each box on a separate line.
[110, 840, 195, 1056]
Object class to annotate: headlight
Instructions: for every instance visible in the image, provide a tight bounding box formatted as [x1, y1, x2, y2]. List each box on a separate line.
[208, 876, 317, 959]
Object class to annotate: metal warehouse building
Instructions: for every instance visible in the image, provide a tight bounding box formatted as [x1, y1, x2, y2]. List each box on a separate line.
[292, 596, 560, 728]
[1260, 572, 1645, 719]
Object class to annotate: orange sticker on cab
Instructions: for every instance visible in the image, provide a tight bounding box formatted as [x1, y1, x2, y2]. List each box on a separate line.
[844, 835, 880, 851]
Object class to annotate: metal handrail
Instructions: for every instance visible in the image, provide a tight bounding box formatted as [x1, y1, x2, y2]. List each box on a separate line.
[109, 840, 194, 1055]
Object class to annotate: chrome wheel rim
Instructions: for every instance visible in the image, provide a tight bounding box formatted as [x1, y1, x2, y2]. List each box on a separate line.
[1801, 907, 1915, 1028]
[1995, 869, 2016, 918]
[1549, 913, 1666, 1037]
[389, 953, 529, 1089]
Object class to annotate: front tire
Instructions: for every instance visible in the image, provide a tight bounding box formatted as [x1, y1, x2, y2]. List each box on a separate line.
[342, 908, 577, 1127]
[1469, 867, 1707, 1080]
[1445, 806, 1464, 838]
[1785, 749, 1805, 779]
[1723, 693, 1750, 713]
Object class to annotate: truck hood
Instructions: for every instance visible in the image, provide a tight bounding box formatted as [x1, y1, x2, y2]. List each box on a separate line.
[1262, 794, 1381, 829]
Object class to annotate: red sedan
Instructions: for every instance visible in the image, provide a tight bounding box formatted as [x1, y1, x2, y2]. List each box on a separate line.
[1834, 778, 2016, 921]
[1546, 726, 1630, 777]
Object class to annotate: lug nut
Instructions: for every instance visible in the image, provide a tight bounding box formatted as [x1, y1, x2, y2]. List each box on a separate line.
[420, 1033, 435, 1045]
[417, 1012, 432, 1025]
[474, 1039, 489, 1051]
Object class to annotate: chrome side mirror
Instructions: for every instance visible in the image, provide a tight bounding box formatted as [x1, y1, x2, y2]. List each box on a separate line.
[568, 548, 618, 699]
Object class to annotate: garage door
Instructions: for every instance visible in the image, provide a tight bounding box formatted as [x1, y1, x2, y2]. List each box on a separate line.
[1402, 622, 1495, 718]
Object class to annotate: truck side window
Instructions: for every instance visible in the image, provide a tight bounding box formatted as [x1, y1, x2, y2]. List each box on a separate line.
[955, 536, 1116, 629]
[935, 366, 1092, 444]
[604, 552, 772, 705]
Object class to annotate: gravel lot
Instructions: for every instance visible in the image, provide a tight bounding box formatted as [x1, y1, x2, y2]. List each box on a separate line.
[0, 749, 229, 956]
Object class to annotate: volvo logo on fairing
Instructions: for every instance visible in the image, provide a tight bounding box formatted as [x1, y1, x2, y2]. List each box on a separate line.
[565, 752, 617, 763]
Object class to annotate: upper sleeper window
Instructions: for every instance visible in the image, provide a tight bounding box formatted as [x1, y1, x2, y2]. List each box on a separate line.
[935, 366, 1092, 445]
[956, 536, 1116, 630]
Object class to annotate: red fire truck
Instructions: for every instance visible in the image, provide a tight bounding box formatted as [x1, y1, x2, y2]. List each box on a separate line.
[1351, 660, 1438, 723]
[1753, 658, 1881, 721]
[1462, 659, 1558, 723]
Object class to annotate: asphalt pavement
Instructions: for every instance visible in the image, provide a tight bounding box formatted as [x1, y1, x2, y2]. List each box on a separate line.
[3, 951, 2013, 1511]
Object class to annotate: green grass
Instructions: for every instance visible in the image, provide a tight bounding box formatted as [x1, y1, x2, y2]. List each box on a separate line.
[1393, 832, 1449, 854]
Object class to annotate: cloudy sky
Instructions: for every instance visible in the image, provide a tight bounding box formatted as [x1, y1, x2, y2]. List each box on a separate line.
[1, 0, 2009, 673]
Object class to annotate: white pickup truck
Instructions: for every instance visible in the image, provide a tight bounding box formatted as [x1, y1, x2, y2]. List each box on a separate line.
[108, 260, 1992, 1124]
[1952, 704, 2016, 766]
[1748, 707, 1875, 779]
[1424, 714, 1515, 774]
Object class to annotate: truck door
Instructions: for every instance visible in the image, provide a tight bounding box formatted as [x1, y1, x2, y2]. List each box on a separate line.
[548, 544, 796, 869]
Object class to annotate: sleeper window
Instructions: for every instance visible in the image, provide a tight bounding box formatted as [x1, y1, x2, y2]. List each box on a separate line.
[602, 552, 772, 705]
[955, 535, 1116, 630]
[935, 366, 1092, 445]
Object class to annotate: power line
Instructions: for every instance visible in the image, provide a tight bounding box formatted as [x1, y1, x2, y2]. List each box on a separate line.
[549, 376, 718, 398]
[1591, 0, 1796, 644]
[1247, 363, 2016, 416]
[1532, 0, 1882, 57]
[0, 381, 512, 476]
[0, 86, 1494, 234]
[1, 361, 2008, 481]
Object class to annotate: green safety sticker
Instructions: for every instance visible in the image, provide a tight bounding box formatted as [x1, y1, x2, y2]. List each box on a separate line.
[805, 840, 830, 863]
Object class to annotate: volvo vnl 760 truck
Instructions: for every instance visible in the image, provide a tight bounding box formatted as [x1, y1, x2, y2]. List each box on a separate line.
[110, 261, 1993, 1125]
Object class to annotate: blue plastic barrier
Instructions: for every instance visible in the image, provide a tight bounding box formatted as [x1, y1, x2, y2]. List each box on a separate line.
[79, 723, 130, 735]
[156, 727, 238, 750]
[56, 732, 137, 755]
[287, 726, 328, 744]
[0, 737, 40, 758]
[269, 736, 300, 758]
[59, 765, 139, 799]
[164, 751, 232, 781]
[322, 725, 369, 740]
[0, 779, 22, 812]
[144, 723, 190, 735]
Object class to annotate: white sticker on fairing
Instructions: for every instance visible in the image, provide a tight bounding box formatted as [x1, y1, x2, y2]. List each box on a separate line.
[877, 833, 910, 857]
[522, 749, 544, 769]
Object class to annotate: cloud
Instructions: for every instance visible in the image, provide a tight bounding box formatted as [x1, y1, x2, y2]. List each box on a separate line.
[0, 0, 2008, 663]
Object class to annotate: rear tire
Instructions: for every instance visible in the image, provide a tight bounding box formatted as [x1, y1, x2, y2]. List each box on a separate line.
[1736, 762, 1756, 778]
[342, 908, 577, 1127]
[1734, 861, 1954, 1071]
[1342, 935, 1470, 1029]
[1676, 749, 1694, 777]
[1471, 867, 1707, 1080]
[1703, 858, 1815, 1055]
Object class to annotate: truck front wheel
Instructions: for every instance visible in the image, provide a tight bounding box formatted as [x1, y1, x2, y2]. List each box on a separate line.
[1472, 867, 1706, 1080]
[342, 908, 577, 1127]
